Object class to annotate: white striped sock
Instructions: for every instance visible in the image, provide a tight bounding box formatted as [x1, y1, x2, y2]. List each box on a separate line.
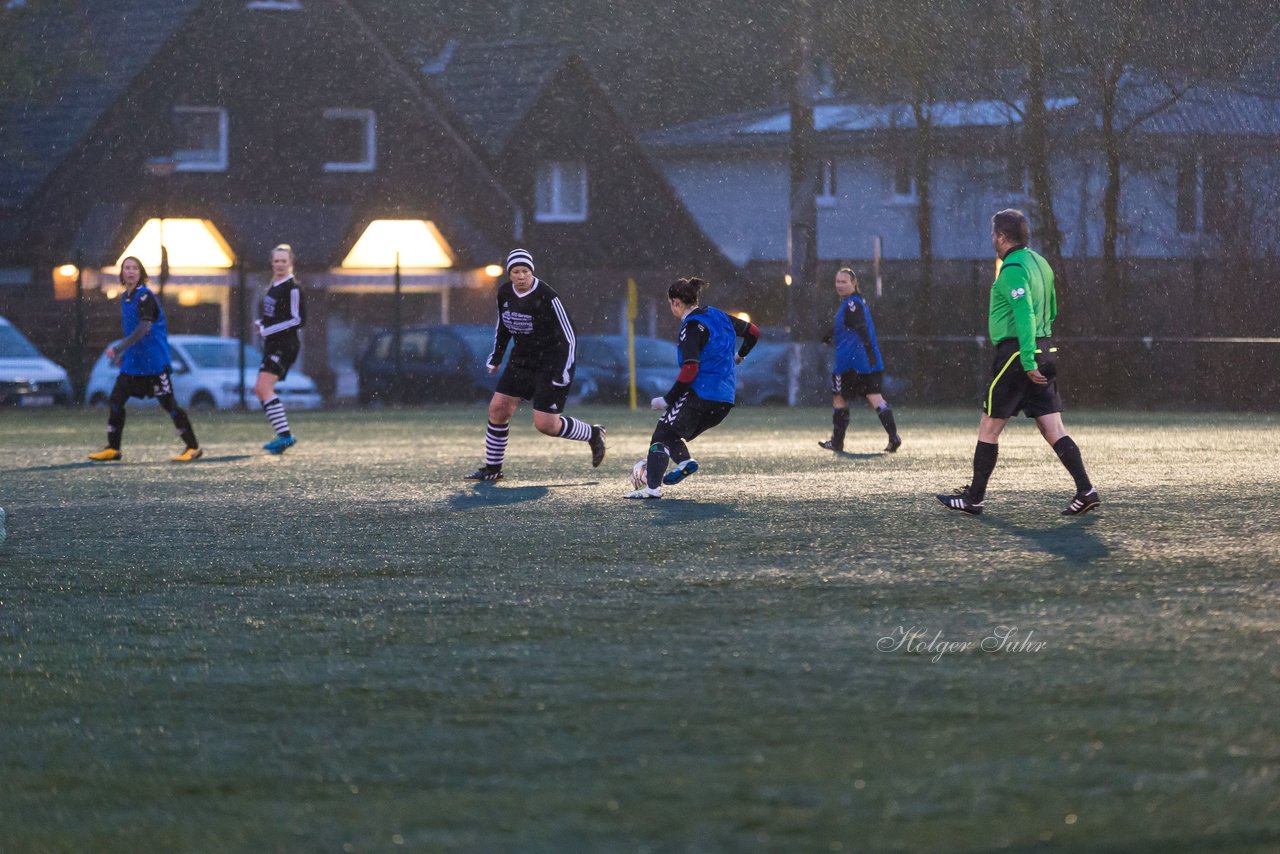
[557, 415, 592, 442]
[263, 397, 290, 436]
[485, 421, 509, 467]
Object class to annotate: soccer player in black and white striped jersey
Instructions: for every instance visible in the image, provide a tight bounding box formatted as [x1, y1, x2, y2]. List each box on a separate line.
[255, 244, 306, 454]
[464, 249, 605, 482]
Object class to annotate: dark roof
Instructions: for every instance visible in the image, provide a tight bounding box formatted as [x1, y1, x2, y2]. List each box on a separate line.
[0, 0, 203, 209]
[424, 39, 576, 156]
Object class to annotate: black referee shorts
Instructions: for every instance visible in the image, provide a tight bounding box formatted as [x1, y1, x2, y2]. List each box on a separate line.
[984, 338, 1062, 419]
[660, 390, 733, 441]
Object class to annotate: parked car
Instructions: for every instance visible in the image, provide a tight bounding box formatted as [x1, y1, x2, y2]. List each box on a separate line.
[736, 341, 906, 406]
[86, 335, 322, 411]
[356, 324, 510, 405]
[574, 334, 675, 403]
[0, 316, 73, 406]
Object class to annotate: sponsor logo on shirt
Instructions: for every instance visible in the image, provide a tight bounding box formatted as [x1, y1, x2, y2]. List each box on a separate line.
[501, 310, 535, 334]
[263, 295, 277, 315]
[1010, 287, 1026, 300]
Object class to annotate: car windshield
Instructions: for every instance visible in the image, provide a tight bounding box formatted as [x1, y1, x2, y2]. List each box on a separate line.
[0, 325, 43, 359]
[456, 327, 498, 361]
[632, 338, 676, 368]
[739, 343, 787, 372]
[181, 341, 263, 369]
[580, 337, 674, 369]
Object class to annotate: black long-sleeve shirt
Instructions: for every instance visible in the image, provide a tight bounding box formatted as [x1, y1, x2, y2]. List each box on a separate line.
[486, 278, 576, 384]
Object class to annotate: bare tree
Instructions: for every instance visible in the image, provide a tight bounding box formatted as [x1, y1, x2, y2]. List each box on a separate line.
[1051, 0, 1195, 324]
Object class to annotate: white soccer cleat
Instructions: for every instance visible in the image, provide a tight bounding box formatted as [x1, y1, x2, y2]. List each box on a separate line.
[624, 486, 662, 500]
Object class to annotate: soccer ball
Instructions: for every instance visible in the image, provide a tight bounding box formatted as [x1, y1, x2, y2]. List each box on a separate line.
[629, 459, 648, 490]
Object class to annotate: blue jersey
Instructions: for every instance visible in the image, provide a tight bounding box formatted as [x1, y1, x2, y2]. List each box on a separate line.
[833, 293, 883, 374]
[120, 285, 170, 375]
[679, 305, 738, 404]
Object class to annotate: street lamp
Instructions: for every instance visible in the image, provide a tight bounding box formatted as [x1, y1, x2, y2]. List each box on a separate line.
[144, 155, 178, 298]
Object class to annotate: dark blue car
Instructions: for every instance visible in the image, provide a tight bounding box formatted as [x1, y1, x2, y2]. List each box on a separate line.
[357, 324, 505, 405]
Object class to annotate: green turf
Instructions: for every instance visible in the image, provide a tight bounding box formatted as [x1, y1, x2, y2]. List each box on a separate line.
[1, 406, 1277, 851]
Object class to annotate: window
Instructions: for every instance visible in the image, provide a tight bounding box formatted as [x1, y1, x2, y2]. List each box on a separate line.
[173, 107, 228, 172]
[1176, 152, 1198, 234]
[535, 160, 588, 222]
[891, 155, 916, 202]
[322, 109, 376, 172]
[817, 159, 837, 207]
[1004, 154, 1028, 196]
[1202, 160, 1240, 235]
[1175, 152, 1241, 236]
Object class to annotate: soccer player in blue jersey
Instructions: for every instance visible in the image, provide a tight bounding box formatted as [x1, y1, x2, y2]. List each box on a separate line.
[88, 256, 201, 462]
[819, 267, 901, 453]
[626, 276, 759, 499]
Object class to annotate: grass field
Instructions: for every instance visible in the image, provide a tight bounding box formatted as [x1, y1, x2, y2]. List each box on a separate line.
[1, 405, 1277, 852]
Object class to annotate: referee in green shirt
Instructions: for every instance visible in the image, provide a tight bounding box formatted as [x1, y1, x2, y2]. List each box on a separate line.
[937, 209, 1100, 516]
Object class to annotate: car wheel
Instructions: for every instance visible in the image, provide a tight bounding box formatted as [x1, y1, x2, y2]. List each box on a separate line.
[190, 391, 218, 412]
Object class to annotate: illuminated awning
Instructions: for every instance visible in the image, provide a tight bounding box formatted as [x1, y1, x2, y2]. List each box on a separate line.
[341, 219, 453, 269]
[115, 218, 235, 271]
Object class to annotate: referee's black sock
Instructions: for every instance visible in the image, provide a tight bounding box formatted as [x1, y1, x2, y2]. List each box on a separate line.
[1052, 436, 1092, 494]
[970, 441, 999, 503]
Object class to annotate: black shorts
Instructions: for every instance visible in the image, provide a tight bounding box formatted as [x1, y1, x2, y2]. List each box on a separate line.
[832, 370, 883, 398]
[661, 390, 734, 441]
[113, 369, 174, 401]
[496, 362, 575, 414]
[984, 338, 1062, 419]
[260, 336, 300, 379]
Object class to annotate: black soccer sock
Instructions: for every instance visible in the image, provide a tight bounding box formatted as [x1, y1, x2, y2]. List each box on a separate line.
[668, 439, 691, 465]
[106, 402, 126, 450]
[556, 415, 593, 441]
[876, 404, 898, 438]
[832, 407, 850, 447]
[484, 420, 509, 468]
[646, 442, 670, 490]
[970, 441, 999, 503]
[1052, 436, 1093, 494]
[262, 397, 291, 438]
[160, 394, 198, 449]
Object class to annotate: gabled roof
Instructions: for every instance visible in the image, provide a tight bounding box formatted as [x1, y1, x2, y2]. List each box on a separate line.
[423, 39, 577, 156]
[0, 0, 203, 209]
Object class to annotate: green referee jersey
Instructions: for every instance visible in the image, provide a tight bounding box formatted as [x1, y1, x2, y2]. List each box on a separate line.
[989, 246, 1057, 371]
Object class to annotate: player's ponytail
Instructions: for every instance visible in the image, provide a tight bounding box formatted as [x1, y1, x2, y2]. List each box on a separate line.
[668, 276, 706, 306]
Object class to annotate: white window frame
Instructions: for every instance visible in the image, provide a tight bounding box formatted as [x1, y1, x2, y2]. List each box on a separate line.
[321, 108, 377, 173]
[173, 107, 228, 172]
[816, 158, 837, 208]
[534, 160, 589, 223]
